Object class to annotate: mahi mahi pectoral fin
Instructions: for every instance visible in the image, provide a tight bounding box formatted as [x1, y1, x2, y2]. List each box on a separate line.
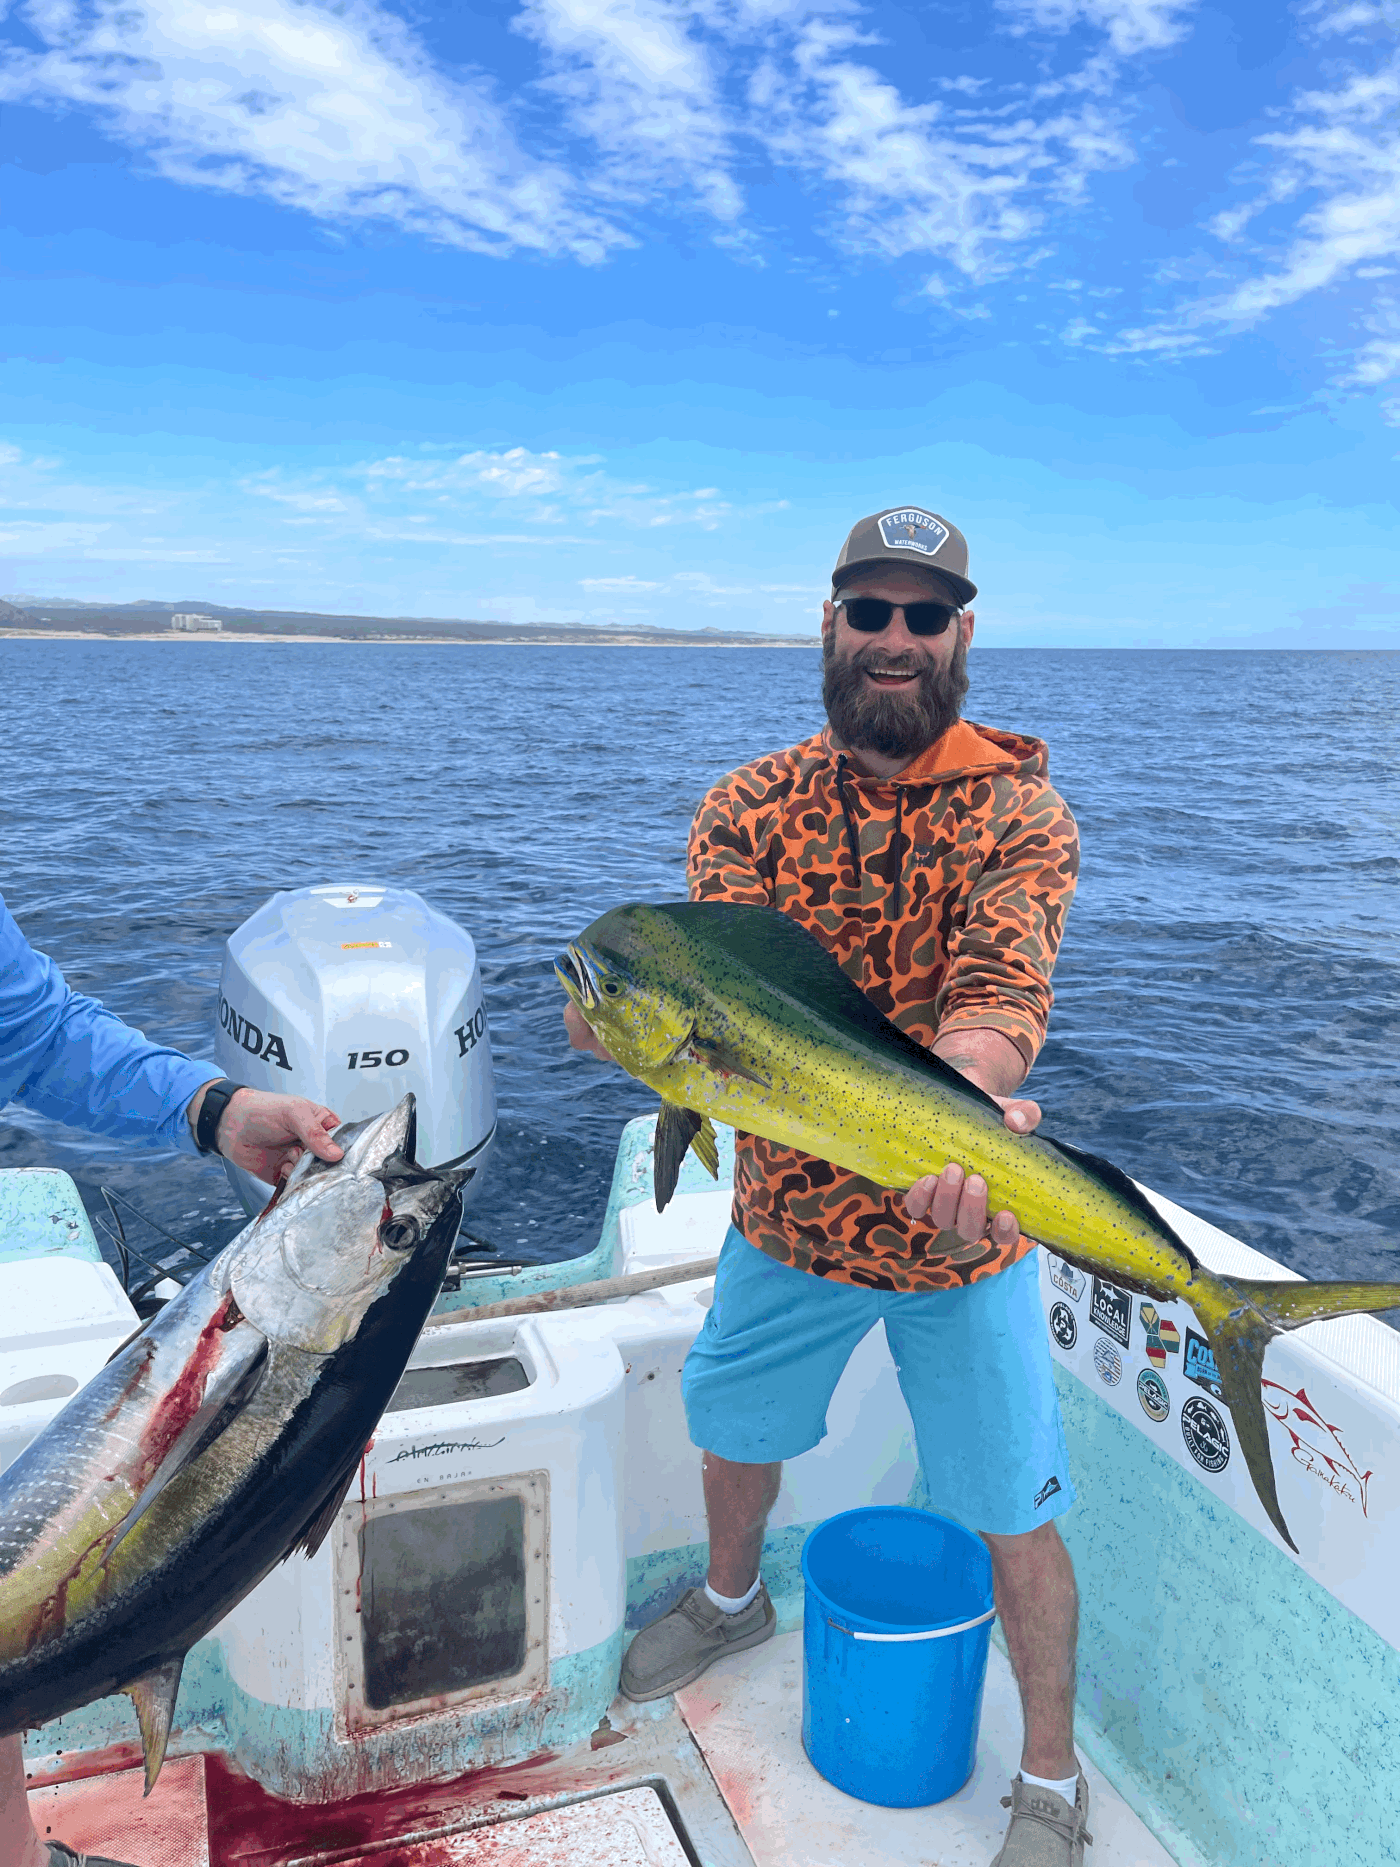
[1226, 1276, 1400, 1329]
[654, 1103, 719, 1213]
[108, 1325, 269, 1557]
[688, 1034, 771, 1091]
[122, 1653, 184, 1795]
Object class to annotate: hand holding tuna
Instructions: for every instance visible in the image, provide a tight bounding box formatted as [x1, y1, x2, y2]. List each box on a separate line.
[0, 1095, 466, 1788]
[557, 901, 1400, 1554]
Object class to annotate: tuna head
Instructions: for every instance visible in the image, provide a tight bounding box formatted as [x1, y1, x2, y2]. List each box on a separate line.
[229, 1093, 465, 1352]
[556, 905, 698, 1078]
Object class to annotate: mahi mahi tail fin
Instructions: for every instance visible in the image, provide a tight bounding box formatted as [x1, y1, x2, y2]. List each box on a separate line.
[122, 1653, 184, 1795]
[654, 1103, 720, 1212]
[1195, 1273, 1400, 1559]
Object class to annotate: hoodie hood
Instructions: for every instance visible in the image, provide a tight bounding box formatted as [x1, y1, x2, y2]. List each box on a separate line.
[823, 719, 1050, 788]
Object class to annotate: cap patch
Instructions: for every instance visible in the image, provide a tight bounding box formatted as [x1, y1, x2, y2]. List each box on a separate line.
[879, 509, 949, 557]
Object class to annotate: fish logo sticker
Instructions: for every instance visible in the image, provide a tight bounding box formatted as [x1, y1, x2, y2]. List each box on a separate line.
[1181, 1396, 1230, 1472]
[1137, 1369, 1170, 1423]
[1093, 1338, 1123, 1387]
[1049, 1302, 1077, 1351]
[1263, 1381, 1373, 1515]
[1049, 1257, 1085, 1303]
[1139, 1302, 1181, 1370]
[877, 509, 950, 558]
[1183, 1328, 1225, 1403]
[1090, 1277, 1131, 1349]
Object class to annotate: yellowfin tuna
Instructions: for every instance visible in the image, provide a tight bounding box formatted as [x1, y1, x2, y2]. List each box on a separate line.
[558, 901, 1400, 1554]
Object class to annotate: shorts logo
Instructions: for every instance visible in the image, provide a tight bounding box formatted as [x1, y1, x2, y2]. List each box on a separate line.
[1137, 1368, 1170, 1423]
[1183, 1328, 1225, 1402]
[877, 509, 950, 558]
[1139, 1302, 1181, 1370]
[1034, 1475, 1062, 1510]
[1181, 1396, 1230, 1472]
[1092, 1337, 1123, 1387]
[1048, 1256, 1085, 1302]
[1090, 1278, 1131, 1348]
[1048, 1302, 1077, 1351]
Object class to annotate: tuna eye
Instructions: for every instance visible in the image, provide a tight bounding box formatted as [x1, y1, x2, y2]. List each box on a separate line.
[379, 1217, 421, 1252]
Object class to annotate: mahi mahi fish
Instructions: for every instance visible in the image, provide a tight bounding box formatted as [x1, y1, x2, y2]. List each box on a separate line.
[557, 900, 1400, 1554]
[0, 1093, 466, 1786]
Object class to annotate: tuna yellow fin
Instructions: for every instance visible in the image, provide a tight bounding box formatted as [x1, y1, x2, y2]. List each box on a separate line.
[121, 1653, 184, 1795]
[654, 1103, 719, 1212]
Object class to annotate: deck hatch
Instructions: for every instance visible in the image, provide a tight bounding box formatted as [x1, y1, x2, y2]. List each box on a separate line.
[385, 1356, 530, 1412]
[335, 1472, 549, 1732]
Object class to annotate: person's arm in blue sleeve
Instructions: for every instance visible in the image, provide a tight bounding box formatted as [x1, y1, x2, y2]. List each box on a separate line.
[0, 894, 344, 1175]
[0, 894, 214, 1152]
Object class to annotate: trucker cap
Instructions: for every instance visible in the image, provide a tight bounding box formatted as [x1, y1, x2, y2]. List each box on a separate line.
[832, 508, 977, 607]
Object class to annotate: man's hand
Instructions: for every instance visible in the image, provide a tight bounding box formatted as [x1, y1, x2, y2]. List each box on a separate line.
[902, 1029, 1042, 1243]
[188, 1083, 344, 1183]
[564, 1001, 614, 1064]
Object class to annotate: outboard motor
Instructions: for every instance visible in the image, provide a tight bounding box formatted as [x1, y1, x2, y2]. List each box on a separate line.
[214, 884, 496, 1217]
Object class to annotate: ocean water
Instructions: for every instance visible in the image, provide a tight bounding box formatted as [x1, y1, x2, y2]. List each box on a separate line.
[2, 641, 1398, 1313]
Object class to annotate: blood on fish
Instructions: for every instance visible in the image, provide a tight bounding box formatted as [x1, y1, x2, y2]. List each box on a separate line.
[136, 1292, 244, 1481]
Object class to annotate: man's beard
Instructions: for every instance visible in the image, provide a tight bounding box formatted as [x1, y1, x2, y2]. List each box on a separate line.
[822, 632, 969, 761]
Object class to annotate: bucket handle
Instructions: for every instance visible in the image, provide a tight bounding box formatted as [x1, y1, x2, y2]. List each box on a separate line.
[827, 1605, 996, 1643]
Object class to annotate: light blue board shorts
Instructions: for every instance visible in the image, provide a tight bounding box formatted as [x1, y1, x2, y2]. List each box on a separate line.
[682, 1225, 1075, 1538]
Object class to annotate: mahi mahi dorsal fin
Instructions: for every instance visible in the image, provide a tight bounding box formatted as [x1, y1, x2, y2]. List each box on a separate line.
[650, 902, 1006, 1115]
[122, 1653, 184, 1795]
[655, 1103, 720, 1211]
[1043, 1134, 1200, 1271]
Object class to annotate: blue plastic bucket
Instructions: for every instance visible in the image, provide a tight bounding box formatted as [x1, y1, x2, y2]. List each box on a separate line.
[801, 1505, 996, 1807]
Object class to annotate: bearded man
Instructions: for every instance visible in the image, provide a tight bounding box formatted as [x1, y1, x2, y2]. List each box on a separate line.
[566, 507, 1086, 1867]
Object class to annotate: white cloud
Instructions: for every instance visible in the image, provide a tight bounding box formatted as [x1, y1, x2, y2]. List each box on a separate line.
[579, 574, 664, 589]
[0, 0, 623, 260]
[999, 0, 1196, 55]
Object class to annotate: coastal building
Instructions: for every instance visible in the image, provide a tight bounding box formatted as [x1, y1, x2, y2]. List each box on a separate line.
[170, 612, 222, 631]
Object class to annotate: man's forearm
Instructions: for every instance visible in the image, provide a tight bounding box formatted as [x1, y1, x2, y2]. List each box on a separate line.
[931, 1027, 1028, 1099]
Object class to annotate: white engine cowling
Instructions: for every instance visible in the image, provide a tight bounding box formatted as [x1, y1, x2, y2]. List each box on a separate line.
[214, 883, 496, 1217]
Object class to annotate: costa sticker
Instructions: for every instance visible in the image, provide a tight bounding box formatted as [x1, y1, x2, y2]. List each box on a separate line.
[1137, 1368, 1170, 1423]
[1090, 1277, 1131, 1349]
[1092, 1338, 1123, 1387]
[1049, 1256, 1085, 1302]
[1181, 1396, 1230, 1472]
[1140, 1301, 1181, 1370]
[1049, 1301, 1078, 1351]
[877, 509, 950, 558]
[1183, 1328, 1225, 1403]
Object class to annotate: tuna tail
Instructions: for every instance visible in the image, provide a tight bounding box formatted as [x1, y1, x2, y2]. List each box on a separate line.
[121, 1653, 184, 1794]
[1200, 1275, 1400, 1557]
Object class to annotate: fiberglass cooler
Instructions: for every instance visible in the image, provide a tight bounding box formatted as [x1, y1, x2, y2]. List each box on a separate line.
[214, 884, 497, 1216]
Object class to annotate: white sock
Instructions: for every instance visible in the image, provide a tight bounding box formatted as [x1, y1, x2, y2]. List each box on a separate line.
[1019, 1768, 1081, 1804]
[704, 1575, 761, 1614]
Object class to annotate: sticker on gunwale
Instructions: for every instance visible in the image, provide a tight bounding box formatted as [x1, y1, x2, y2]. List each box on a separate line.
[1092, 1337, 1123, 1387]
[1049, 1302, 1077, 1351]
[1137, 1368, 1170, 1423]
[1181, 1395, 1230, 1472]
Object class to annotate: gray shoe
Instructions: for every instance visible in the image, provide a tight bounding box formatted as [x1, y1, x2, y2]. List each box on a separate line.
[48, 1846, 140, 1867]
[620, 1584, 776, 1701]
[991, 1774, 1093, 1866]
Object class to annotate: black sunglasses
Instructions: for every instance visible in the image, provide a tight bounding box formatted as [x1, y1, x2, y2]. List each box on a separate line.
[836, 596, 960, 637]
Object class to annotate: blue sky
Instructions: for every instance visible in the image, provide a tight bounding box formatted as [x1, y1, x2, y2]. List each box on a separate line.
[2, 0, 1397, 644]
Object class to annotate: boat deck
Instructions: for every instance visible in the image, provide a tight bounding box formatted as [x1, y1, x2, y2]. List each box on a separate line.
[29, 1632, 1176, 1865]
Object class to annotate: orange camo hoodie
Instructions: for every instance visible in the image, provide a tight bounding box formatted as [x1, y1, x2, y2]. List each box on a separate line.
[686, 719, 1079, 1293]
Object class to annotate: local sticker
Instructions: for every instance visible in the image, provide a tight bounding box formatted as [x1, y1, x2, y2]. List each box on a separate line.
[1181, 1395, 1230, 1472]
[1137, 1368, 1170, 1423]
[1090, 1277, 1131, 1349]
[1049, 1302, 1078, 1351]
[1049, 1256, 1085, 1302]
[1092, 1337, 1123, 1387]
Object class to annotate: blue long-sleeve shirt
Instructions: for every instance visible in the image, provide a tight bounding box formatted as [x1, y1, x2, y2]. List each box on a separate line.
[0, 892, 215, 1154]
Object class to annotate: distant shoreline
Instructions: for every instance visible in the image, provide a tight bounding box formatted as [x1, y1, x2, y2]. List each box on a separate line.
[0, 628, 817, 647]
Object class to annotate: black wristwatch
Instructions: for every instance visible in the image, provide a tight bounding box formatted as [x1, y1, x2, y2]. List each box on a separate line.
[195, 1078, 246, 1156]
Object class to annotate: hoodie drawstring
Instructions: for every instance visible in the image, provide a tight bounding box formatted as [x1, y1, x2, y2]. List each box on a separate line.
[835, 755, 862, 889]
[836, 754, 906, 918]
[892, 786, 904, 918]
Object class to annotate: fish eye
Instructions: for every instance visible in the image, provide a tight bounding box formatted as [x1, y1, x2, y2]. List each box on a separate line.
[379, 1216, 422, 1252]
[603, 980, 621, 996]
